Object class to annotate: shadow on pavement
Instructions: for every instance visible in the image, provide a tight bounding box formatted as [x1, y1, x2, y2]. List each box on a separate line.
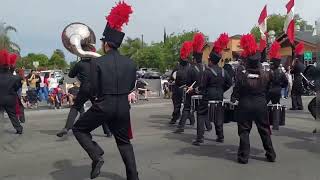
[273, 127, 320, 154]
[50, 160, 125, 180]
[175, 143, 264, 163]
[39, 130, 59, 136]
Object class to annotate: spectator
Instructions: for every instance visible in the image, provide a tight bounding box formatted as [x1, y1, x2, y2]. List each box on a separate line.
[27, 70, 40, 90]
[50, 84, 65, 109]
[48, 73, 59, 92]
[26, 70, 40, 107]
[67, 82, 80, 106]
[286, 66, 293, 98]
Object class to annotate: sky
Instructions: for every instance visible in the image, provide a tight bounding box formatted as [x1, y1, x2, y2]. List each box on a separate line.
[1, 0, 319, 62]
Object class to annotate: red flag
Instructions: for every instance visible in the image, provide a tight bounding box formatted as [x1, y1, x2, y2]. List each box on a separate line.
[258, 5, 267, 51]
[287, 20, 295, 44]
[258, 5, 267, 25]
[284, 0, 295, 44]
[286, 0, 295, 13]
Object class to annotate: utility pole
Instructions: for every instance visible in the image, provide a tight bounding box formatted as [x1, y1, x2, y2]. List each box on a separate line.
[141, 34, 144, 49]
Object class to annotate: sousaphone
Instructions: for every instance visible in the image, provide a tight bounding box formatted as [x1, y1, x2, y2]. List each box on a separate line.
[62, 22, 101, 58]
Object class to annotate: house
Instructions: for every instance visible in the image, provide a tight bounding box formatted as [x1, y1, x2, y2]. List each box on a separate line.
[202, 34, 242, 66]
[277, 30, 320, 68]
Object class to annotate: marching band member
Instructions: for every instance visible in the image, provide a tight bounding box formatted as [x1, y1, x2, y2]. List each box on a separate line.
[174, 33, 206, 133]
[290, 42, 306, 110]
[56, 45, 111, 138]
[0, 49, 23, 134]
[231, 34, 276, 164]
[267, 41, 288, 104]
[72, 2, 139, 179]
[169, 42, 192, 125]
[193, 33, 232, 146]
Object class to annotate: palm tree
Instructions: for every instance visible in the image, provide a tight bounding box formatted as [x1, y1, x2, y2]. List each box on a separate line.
[0, 22, 20, 53]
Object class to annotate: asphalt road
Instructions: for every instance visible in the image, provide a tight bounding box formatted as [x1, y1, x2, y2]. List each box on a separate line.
[0, 97, 319, 180]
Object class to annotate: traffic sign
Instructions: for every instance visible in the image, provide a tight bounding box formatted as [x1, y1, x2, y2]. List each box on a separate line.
[33, 61, 39, 68]
[304, 52, 312, 61]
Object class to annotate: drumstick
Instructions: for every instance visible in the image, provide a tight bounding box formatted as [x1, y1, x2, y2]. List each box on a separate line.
[186, 81, 196, 93]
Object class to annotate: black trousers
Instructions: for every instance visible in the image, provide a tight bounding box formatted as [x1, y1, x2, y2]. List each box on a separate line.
[72, 96, 138, 180]
[196, 99, 223, 140]
[178, 93, 195, 129]
[171, 86, 183, 122]
[17, 98, 26, 123]
[267, 93, 281, 104]
[236, 104, 276, 161]
[308, 97, 318, 119]
[64, 90, 111, 135]
[0, 103, 23, 132]
[291, 93, 303, 109]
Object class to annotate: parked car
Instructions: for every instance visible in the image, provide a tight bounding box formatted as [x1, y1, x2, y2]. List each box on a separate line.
[143, 71, 161, 79]
[24, 69, 31, 78]
[40, 70, 64, 84]
[137, 68, 148, 77]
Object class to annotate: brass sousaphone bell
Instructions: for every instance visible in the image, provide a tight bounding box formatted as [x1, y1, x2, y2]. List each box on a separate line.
[62, 22, 101, 58]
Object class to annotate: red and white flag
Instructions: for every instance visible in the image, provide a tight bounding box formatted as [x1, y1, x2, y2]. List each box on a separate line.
[258, 5, 267, 51]
[283, 0, 295, 44]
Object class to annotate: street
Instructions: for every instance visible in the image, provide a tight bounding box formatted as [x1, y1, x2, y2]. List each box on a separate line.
[0, 97, 319, 180]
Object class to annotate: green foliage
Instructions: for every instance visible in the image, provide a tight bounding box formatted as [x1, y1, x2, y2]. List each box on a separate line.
[49, 51, 67, 69]
[117, 31, 197, 72]
[0, 22, 20, 53]
[250, 26, 261, 42]
[17, 53, 49, 69]
[250, 14, 312, 41]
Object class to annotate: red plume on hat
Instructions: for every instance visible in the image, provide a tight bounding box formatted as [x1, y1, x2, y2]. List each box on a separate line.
[192, 33, 205, 53]
[268, 41, 281, 60]
[295, 42, 304, 56]
[0, 49, 10, 65]
[213, 33, 229, 55]
[180, 41, 193, 60]
[106, 1, 133, 32]
[240, 34, 258, 58]
[9, 53, 18, 66]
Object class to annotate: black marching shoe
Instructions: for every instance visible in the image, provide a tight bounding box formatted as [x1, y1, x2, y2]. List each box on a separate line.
[192, 139, 204, 146]
[174, 128, 184, 134]
[16, 130, 23, 135]
[216, 138, 224, 143]
[169, 120, 177, 125]
[238, 158, 248, 164]
[56, 128, 68, 137]
[289, 108, 297, 110]
[90, 157, 104, 179]
[312, 128, 317, 134]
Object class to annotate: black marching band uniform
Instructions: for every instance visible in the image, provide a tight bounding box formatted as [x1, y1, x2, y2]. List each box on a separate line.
[175, 33, 212, 133]
[56, 54, 111, 138]
[193, 33, 232, 146]
[267, 41, 288, 104]
[169, 50, 192, 125]
[172, 41, 195, 133]
[290, 43, 306, 110]
[231, 34, 276, 164]
[0, 50, 23, 134]
[72, 2, 139, 179]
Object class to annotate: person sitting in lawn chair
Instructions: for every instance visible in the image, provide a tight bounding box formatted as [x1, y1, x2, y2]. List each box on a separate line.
[136, 78, 149, 100]
[49, 85, 65, 109]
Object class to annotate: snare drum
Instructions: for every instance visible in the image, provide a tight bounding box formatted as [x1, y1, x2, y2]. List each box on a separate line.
[223, 101, 238, 123]
[191, 95, 203, 112]
[208, 101, 223, 123]
[268, 104, 286, 130]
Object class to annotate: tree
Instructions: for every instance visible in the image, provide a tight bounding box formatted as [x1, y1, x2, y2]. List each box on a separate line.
[54, 49, 65, 59]
[49, 51, 67, 69]
[16, 53, 49, 69]
[0, 22, 20, 53]
[250, 14, 311, 41]
[119, 37, 144, 59]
